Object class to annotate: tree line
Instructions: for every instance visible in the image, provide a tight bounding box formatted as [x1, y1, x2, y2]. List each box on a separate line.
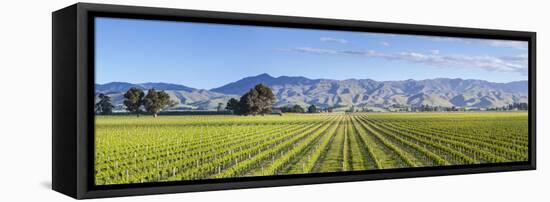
[95, 84, 280, 116]
[225, 84, 276, 115]
[487, 102, 529, 111]
[404, 103, 529, 112]
[224, 84, 327, 115]
[97, 83, 527, 116]
[95, 88, 175, 117]
[95, 83, 328, 116]
[278, 104, 320, 113]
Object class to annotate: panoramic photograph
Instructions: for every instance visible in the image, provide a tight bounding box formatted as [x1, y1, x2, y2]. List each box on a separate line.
[94, 17, 529, 186]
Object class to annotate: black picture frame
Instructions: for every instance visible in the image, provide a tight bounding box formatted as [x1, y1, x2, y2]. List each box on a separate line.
[52, 3, 536, 199]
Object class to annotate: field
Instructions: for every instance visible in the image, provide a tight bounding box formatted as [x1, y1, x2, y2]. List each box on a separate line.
[95, 112, 528, 185]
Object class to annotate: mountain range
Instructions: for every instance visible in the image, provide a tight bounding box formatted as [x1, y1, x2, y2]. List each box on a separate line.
[96, 74, 528, 111]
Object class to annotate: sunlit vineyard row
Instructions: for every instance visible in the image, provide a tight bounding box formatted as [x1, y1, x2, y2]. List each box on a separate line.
[95, 112, 528, 185]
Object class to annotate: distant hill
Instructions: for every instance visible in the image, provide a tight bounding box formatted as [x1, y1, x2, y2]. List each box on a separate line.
[95, 82, 237, 111]
[210, 74, 528, 109]
[95, 82, 195, 93]
[96, 74, 528, 111]
[210, 73, 320, 95]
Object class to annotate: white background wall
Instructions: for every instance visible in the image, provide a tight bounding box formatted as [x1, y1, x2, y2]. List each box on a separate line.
[0, 0, 547, 201]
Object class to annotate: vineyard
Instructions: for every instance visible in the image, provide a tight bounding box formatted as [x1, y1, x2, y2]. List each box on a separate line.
[95, 112, 528, 185]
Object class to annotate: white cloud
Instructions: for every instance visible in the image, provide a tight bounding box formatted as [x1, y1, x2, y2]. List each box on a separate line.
[380, 41, 390, 47]
[418, 36, 528, 50]
[320, 37, 348, 44]
[363, 34, 528, 50]
[483, 40, 528, 50]
[390, 52, 527, 74]
[286, 47, 339, 55]
[421, 36, 464, 42]
[282, 47, 527, 75]
[362, 33, 403, 37]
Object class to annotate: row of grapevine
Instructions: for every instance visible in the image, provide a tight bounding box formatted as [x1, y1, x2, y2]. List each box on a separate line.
[95, 112, 528, 185]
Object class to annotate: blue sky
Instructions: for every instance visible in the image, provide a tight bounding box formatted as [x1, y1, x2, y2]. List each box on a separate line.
[95, 17, 528, 90]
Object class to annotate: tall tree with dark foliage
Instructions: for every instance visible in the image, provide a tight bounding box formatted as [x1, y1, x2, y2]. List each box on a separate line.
[123, 87, 144, 117]
[143, 88, 175, 117]
[225, 98, 240, 113]
[228, 84, 276, 115]
[254, 84, 276, 115]
[95, 93, 114, 115]
[307, 104, 317, 113]
[292, 104, 305, 113]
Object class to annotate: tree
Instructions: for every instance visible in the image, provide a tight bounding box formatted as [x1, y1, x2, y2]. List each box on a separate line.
[279, 105, 293, 113]
[143, 88, 175, 117]
[253, 84, 276, 115]
[235, 97, 249, 115]
[123, 87, 144, 117]
[307, 104, 317, 113]
[292, 104, 305, 113]
[226, 98, 240, 113]
[233, 84, 276, 115]
[238, 89, 259, 115]
[217, 103, 224, 112]
[95, 93, 114, 115]
[350, 105, 355, 113]
[507, 102, 528, 111]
